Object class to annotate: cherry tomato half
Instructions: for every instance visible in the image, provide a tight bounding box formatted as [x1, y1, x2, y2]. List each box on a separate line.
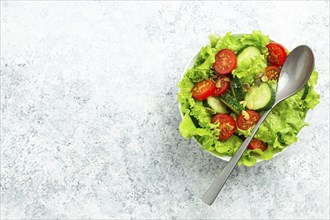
[214, 49, 237, 74]
[211, 114, 236, 141]
[266, 43, 287, 66]
[237, 110, 261, 130]
[265, 65, 281, 81]
[213, 76, 229, 96]
[191, 79, 215, 101]
[248, 138, 268, 151]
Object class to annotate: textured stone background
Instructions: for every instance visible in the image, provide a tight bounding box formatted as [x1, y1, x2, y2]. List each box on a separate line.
[1, 1, 329, 219]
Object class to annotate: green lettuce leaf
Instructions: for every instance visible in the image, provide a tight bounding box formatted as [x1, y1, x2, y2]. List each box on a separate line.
[222, 31, 270, 84]
[232, 53, 267, 84]
[215, 135, 243, 155]
[238, 151, 257, 167]
[214, 32, 243, 53]
[179, 113, 197, 139]
[179, 113, 215, 139]
[239, 30, 270, 54]
[236, 126, 254, 137]
[304, 70, 320, 109]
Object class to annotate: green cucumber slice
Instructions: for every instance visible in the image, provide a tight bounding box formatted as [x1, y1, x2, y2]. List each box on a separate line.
[206, 96, 228, 114]
[219, 93, 244, 115]
[237, 46, 261, 67]
[244, 82, 275, 111]
[230, 77, 245, 101]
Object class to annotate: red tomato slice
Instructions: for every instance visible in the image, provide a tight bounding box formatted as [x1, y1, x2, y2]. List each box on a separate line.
[266, 43, 287, 66]
[214, 49, 237, 74]
[191, 79, 215, 101]
[211, 114, 236, 140]
[237, 110, 261, 130]
[248, 138, 268, 151]
[213, 76, 229, 96]
[266, 66, 281, 81]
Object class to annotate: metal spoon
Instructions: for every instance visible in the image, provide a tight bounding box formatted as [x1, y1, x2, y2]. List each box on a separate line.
[202, 45, 315, 205]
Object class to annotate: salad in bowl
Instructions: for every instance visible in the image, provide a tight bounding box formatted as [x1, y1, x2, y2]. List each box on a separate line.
[178, 31, 320, 166]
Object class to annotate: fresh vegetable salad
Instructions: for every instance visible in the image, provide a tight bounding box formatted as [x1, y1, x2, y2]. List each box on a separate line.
[178, 31, 320, 166]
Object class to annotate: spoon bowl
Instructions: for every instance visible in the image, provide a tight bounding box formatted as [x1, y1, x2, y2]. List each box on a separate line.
[275, 45, 315, 103]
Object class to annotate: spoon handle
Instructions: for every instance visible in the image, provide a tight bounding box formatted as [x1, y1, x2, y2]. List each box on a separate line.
[202, 109, 272, 205]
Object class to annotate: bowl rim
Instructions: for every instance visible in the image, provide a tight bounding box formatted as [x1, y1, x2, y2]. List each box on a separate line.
[178, 34, 308, 163]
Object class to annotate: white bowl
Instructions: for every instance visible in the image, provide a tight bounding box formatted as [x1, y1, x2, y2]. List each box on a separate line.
[179, 44, 308, 164]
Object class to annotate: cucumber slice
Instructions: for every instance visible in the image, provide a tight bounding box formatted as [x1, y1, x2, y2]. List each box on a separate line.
[219, 93, 244, 115]
[237, 46, 261, 67]
[301, 84, 309, 100]
[206, 96, 228, 114]
[230, 77, 245, 101]
[244, 82, 275, 111]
